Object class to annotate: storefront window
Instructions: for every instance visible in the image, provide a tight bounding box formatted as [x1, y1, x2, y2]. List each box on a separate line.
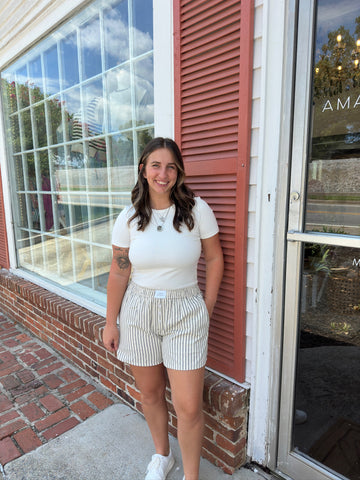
[305, 4, 360, 236]
[0, 0, 154, 306]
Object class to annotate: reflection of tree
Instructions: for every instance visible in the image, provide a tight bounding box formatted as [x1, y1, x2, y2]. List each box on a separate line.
[314, 18, 360, 98]
[2, 79, 64, 175]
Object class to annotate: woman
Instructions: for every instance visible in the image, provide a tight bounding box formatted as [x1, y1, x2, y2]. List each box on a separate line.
[103, 137, 223, 480]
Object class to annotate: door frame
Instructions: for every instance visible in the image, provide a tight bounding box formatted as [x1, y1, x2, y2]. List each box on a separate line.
[276, 0, 360, 479]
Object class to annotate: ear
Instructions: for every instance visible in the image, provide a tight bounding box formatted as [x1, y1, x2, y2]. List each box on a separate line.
[139, 163, 146, 177]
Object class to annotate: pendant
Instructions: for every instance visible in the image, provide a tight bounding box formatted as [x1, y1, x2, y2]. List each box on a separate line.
[157, 225, 163, 232]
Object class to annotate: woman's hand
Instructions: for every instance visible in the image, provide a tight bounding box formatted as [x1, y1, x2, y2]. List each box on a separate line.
[102, 324, 120, 354]
[201, 233, 224, 317]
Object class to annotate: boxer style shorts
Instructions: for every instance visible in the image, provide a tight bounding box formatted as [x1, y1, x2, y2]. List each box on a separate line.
[117, 281, 210, 370]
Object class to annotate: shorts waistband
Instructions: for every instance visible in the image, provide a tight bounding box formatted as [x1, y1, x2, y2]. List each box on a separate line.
[127, 281, 201, 299]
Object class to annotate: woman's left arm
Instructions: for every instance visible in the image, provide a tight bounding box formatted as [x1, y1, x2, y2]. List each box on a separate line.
[201, 233, 224, 316]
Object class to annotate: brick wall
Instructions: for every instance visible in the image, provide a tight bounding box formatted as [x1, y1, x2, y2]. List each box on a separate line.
[0, 269, 249, 474]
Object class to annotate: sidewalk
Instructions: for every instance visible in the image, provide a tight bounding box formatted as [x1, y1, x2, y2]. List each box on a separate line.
[0, 313, 275, 480]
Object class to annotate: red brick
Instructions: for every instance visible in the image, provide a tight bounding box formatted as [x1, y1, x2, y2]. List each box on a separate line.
[35, 408, 70, 432]
[42, 374, 63, 389]
[37, 361, 63, 376]
[0, 410, 19, 425]
[0, 419, 27, 440]
[17, 369, 35, 384]
[58, 368, 80, 383]
[34, 348, 53, 360]
[58, 378, 87, 395]
[2, 375, 21, 390]
[20, 353, 38, 366]
[0, 364, 23, 377]
[39, 394, 64, 413]
[0, 437, 21, 464]
[88, 392, 113, 410]
[65, 384, 96, 402]
[3, 339, 18, 348]
[15, 333, 32, 343]
[215, 432, 237, 453]
[20, 403, 45, 422]
[42, 417, 80, 441]
[15, 385, 49, 406]
[0, 396, 13, 413]
[0, 351, 17, 365]
[14, 427, 42, 453]
[70, 400, 96, 420]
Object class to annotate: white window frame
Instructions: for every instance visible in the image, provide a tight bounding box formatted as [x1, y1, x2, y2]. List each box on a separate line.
[0, 0, 174, 316]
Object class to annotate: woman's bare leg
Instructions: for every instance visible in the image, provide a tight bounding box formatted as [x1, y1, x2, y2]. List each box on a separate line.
[131, 364, 170, 456]
[167, 367, 205, 480]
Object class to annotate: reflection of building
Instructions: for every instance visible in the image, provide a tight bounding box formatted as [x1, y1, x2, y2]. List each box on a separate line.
[0, 2, 359, 480]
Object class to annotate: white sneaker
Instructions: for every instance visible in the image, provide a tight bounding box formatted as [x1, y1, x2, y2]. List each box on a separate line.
[145, 450, 175, 480]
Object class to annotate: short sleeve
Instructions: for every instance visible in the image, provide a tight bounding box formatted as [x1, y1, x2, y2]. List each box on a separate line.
[111, 207, 131, 247]
[195, 197, 219, 239]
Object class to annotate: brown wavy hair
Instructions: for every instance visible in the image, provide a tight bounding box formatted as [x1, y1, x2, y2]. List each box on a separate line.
[129, 137, 195, 232]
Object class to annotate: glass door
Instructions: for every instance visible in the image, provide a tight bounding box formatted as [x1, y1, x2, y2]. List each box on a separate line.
[278, 1, 360, 479]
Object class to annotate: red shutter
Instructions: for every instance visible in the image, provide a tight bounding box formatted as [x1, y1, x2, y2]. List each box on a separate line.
[174, 0, 254, 381]
[0, 168, 10, 269]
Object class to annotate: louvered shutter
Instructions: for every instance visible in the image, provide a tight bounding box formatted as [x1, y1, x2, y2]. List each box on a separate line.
[174, 0, 254, 381]
[0, 168, 10, 269]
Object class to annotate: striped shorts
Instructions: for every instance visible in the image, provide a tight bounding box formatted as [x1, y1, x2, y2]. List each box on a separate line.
[117, 282, 210, 370]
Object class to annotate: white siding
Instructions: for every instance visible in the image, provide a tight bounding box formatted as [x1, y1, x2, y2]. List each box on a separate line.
[245, 0, 264, 384]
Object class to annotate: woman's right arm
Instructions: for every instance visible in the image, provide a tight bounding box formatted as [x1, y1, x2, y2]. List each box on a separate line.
[102, 246, 131, 354]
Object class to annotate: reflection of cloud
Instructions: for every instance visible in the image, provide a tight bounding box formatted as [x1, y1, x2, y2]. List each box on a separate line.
[80, 17, 102, 53]
[131, 27, 153, 55]
[318, 0, 359, 27]
[104, 11, 129, 58]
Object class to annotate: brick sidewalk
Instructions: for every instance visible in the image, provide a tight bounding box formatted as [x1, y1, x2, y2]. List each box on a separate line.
[0, 313, 119, 467]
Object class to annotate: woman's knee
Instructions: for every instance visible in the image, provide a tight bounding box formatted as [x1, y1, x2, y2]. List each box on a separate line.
[131, 364, 167, 406]
[174, 399, 203, 425]
[140, 385, 166, 406]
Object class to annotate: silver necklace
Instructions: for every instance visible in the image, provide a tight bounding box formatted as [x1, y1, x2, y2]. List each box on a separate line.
[152, 206, 171, 232]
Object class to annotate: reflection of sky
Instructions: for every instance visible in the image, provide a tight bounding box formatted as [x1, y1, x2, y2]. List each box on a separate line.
[316, 0, 360, 59]
[3, 0, 153, 102]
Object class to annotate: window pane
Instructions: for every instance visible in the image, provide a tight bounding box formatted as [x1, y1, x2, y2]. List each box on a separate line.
[107, 66, 132, 131]
[83, 79, 104, 137]
[33, 103, 47, 148]
[47, 97, 63, 146]
[16, 193, 29, 229]
[20, 110, 33, 151]
[134, 56, 154, 126]
[109, 132, 134, 167]
[0, 0, 154, 307]
[29, 56, 44, 103]
[80, 15, 102, 80]
[60, 32, 79, 88]
[13, 155, 24, 191]
[92, 245, 112, 292]
[305, 2, 360, 236]
[10, 115, 21, 153]
[63, 87, 81, 142]
[133, 0, 153, 57]
[1, 73, 17, 114]
[104, 0, 129, 68]
[16, 66, 30, 109]
[137, 127, 154, 154]
[44, 45, 60, 95]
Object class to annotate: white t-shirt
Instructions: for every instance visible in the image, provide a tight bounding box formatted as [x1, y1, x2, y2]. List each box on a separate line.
[111, 197, 219, 289]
